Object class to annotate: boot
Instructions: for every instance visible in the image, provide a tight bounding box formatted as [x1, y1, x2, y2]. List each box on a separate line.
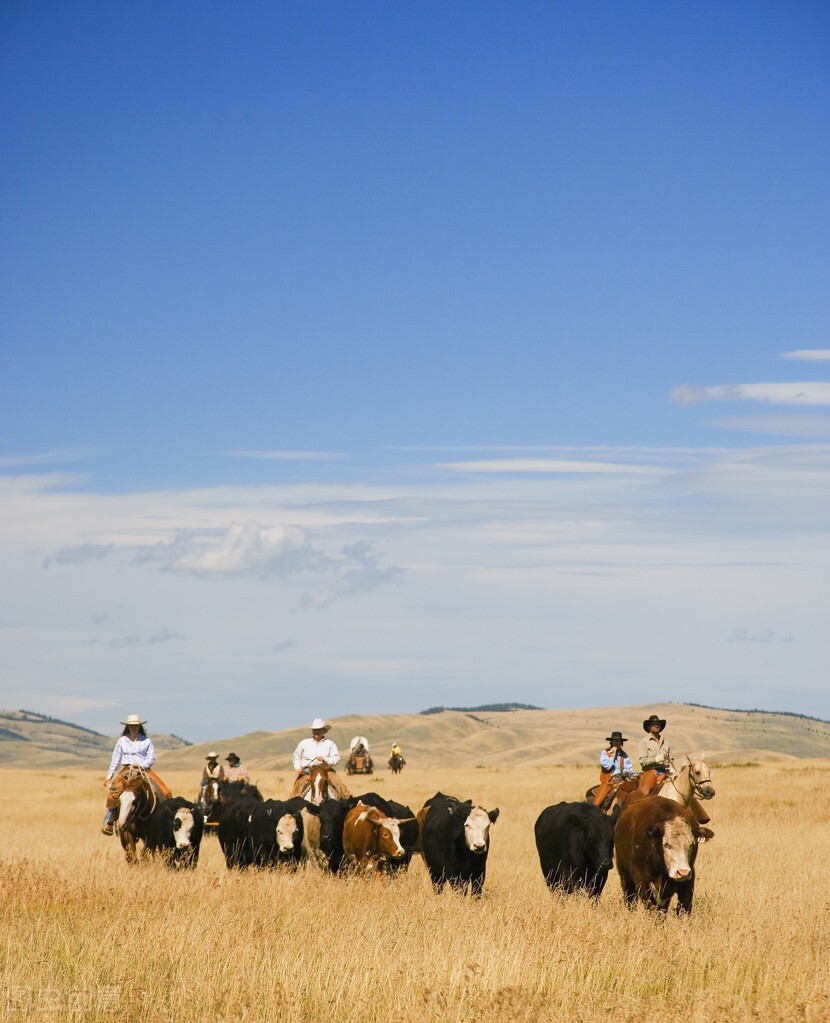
[101, 809, 116, 835]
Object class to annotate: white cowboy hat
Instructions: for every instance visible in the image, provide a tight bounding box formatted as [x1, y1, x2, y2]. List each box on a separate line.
[121, 714, 147, 726]
[310, 718, 330, 732]
[206, 751, 219, 759]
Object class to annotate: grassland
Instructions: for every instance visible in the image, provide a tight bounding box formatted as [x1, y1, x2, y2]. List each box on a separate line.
[1, 762, 828, 1022]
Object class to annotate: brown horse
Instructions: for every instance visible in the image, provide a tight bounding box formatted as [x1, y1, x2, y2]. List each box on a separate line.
[109, 766, 164, 863]
[388, 753, 405, 775]
[290, 764, 350, 804]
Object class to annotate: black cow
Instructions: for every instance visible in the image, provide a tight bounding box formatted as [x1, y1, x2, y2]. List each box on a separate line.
[419, 792, 499, 895]
[534, 801, 618, 898]
[344, 792, 418, 872]
[317, 798, 348, 873]
[249, 799, 306, 868]
[217, 797, 262, 869]
[146, 797, 205, 869]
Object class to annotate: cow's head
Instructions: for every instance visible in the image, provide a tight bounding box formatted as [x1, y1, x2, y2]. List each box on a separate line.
[687, 753, 715, 800]
[275, 812, 302, 854]
[369, 815, 407, 860]
[172, 807, 196, 849]
[648, 815, 699, 881]
[463, 806, 499, 854]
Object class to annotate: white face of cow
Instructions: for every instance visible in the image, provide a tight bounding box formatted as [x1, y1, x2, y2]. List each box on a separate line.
[463, 807, 493, 854]
[116, 790, 136, 831]
[276, 814, 299, 853]
[377, 817, 406, 859]
[660, 817, 695, 881]
[173, 808, 195, 849]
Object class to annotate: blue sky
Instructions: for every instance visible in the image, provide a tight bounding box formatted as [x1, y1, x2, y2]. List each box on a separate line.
[2, 3, 828, 741]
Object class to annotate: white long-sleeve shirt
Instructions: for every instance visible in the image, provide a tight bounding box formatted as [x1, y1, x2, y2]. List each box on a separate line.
[107, 735, 155, 780]
[293, 737, 340, 771]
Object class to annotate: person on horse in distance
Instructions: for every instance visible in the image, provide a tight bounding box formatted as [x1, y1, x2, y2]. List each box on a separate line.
[293, 718, 341, 777]
[389, 741, 403, 760]
[637, 714, 676, 793]
[592, 730, 634, 807]
[201, 751, 224, 798]
[224, 752, 248, 783]
[102, 714, 172, 835]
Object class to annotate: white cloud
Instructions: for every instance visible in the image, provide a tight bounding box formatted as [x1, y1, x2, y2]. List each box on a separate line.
[780, 349, 830, 362]
[671, 382, 830, 406]
[221, 449, 345, 461]
[440, 458, 668, 476]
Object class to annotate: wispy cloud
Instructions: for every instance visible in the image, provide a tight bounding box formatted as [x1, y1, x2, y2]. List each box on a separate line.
[780, 349, 830, 362]
[727, 628, 794, 644]
[671, 383, 830, 406]
[44, 544, 113, 568]
[439, 458, 668, 475]
[0, 448, 92, 469]
[109, 628, 183, 648]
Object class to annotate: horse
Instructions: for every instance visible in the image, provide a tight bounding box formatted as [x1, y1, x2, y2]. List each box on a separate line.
[199, 778, 263, 829]
[290, 764, 350, 804]
[388, 753, 405, 774]
[614, 755, 715, 824]
[109, 765, 163, 863]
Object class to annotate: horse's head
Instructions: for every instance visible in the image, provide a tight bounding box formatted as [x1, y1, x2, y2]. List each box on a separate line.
[201, 779, 220, 808]
[115, 772, 152, 831]
[308, 765, 330, 805]
[686, 753, 715, 800]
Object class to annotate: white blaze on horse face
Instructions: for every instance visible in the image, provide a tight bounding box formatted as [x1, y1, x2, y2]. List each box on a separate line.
[173, 809, 195, 849]
[276, 814, 299, 853]
[463, 807, 492, 854]
[661, 817, 695, 881]
[117, 790, 136, 830]
[690, 757, 715, 798]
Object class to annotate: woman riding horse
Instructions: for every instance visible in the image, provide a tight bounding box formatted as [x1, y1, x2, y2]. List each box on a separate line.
[102, 714, 171, 835]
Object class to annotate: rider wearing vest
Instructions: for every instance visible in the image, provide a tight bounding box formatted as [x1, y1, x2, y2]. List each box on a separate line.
[638, 714, 676, 793]
[102, 714, 172, 835]
[201, 751, 225, 798]
[592, 730, 633, 807]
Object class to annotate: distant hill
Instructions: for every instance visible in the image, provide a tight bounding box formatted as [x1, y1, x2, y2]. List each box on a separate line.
[4, 702, 823, 773]
[0, 710, 191, 769]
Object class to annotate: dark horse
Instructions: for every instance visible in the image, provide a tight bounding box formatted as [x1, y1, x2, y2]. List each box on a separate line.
[110, 766, 164, 863]
[388, 753, 406, 775]
[200, 779, 264, 829]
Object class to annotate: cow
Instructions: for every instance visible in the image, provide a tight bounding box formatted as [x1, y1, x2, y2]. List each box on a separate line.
[342, 802, 410, 873]
[534, 802, 618, 899]
[343, 793, 419, 872]
[248, 799, 307, 868]
[217, 796, 262, 870]
[419, 792, 499, 895]
[614, 796, 714, 914]
[317, 798, 349, 873]
[146, 797, 205, 869]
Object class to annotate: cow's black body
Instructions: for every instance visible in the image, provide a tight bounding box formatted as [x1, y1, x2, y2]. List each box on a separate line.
[534, 801, 617, 898]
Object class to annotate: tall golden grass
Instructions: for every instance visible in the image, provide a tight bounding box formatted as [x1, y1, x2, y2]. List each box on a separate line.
[1, 763, 828, 1022]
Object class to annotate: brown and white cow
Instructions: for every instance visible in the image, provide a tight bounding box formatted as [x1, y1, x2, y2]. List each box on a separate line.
[614, 796, 713, 914]
[342, 803, 410, 873]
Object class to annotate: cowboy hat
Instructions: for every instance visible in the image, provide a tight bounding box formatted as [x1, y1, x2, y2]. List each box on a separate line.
[605, 731, 628, 743]
[310, 718, 330, 732]
[225, 752, 240, 762]
[643, 714, 666, 732]
[206, 751, 219, 759]
[120, 714, 147, 726]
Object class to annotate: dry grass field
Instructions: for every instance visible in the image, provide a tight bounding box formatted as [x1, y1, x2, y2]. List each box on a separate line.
[2, 762, 829, 1023]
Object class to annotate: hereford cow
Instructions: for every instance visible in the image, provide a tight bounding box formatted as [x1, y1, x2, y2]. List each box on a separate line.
[344, 793, 419, 872]
[146, 797, 205, 868]
[342, 802, 410, 873]
[248, 799, 306, 868]
[614, 796, 714, 914]
[419, 792, 499, 895]
[534, 802, 618, 898]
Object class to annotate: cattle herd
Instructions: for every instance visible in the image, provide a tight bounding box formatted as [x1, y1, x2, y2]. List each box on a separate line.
[128, 770, 714, 914]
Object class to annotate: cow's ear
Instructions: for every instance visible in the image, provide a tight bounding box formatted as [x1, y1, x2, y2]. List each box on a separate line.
[646, 824, 662, 839]
[488, 808, 500, 824]
[696, 827, 715, 843]
[463, 799, 472, 806]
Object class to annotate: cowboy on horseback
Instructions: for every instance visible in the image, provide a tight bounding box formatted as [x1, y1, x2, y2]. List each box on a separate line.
[293, 718, 340, 775]
[637, 714, 676, 793]
[200, 751, 225, 800]
[591, 730, 634, 808]
[102, 714, 172, 835]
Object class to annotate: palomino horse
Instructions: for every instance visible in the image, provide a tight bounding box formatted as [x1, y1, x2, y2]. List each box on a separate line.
[615, 755, 715, 824]
[291, 764, 350, 804]
[109, 766, 164, 863]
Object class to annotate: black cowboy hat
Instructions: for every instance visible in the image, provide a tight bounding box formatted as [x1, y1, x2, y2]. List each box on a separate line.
[642, 714, 666, 732]
[225, 752, 240, 762]
[605, 731, 628, 743]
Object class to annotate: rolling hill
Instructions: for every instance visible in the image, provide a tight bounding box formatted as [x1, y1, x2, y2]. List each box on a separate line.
[3, 703, 827, 771]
